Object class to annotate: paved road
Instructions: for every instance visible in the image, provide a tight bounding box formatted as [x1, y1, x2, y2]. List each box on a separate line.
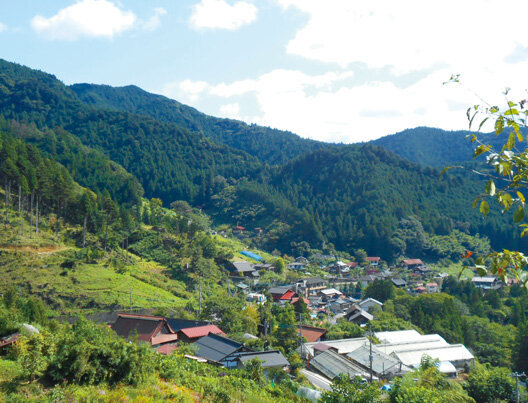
[301, 369, 332, 391]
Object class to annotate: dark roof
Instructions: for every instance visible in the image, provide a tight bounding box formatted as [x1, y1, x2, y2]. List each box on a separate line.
[391, 278, 407, 286]
[194, 333, 245, 363]
[304, 277, 325, 285]
[111, 314, 173, 343]
[310, 350, 369, 380]
[167, 318, 210, 332]
[237, 350, 289, 368]
[269, 285, 293, 295]
[347, 345, 405, 376]
[231, 261, 255, 272]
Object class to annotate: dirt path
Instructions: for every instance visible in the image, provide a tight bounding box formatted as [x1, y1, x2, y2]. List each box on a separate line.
[0, 244, 67, 254]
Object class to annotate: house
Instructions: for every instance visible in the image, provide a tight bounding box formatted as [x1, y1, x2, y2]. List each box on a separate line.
[246, 293, 267, 303]
[366, 257, 381, 266]
[298, 277, 327, 297]
[268, 285, 294, 300]
[318, 288, 343, 301]
[296, 256, 310, 264]
[288, 262, 306, 270]
[236, 350, 289, 370]
[391, 278, 407, 288]
[402, 259, 424, 270]
[358, 298, 384, 313]
[345, 305, 373, 325]
[347, 262, 359, 269]
[254, 263, 276, 272]
[193, 333, 251, 368]
[414, 285, 426, 294]
[298, 325, 328, 343]
[426, 282, 439, 293]
[177, 324, 225, 343]
[328, 299, 353, 314]
[301, 337, 369, 357]
[229, 261, 260, 279]
[236, 283, 250, 293]
[167, 318, 210, 332]
[346, 344, 410, 380]
[111, 313, 178, 352]
[472, 276, 503, 290]
[309, 350, 374, 381]
[359, 275, 377, 288]
[233, 226, 246, 234]
[329, 261, 349, 276]
[374, 330, 475, 370]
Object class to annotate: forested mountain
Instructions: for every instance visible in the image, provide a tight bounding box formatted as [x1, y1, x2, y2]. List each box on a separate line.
[372, 126, 509, 167]
[70, 83, 331, 166]
[0, 59, 262, 204]
[0, 58, 525, 259]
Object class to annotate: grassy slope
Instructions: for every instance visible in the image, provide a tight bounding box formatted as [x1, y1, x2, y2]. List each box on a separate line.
[0, 216, 190, 315]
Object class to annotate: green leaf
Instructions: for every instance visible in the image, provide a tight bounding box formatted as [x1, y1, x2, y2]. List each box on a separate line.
[478, 117, 489, 132]
[517, 191, 525, 203]
[474, 144, 491, 158]
[505, 108, 519, 116]
[475, 265, 488, 276]
[514, 206, 525, 223]
[495, 116, 504, 135]
[472, 197, 480, 209]
[485, 180, 496, 196]
[480, 200, 490, 215]
[503, 131, 515, 151]
[508, 101, 516, 108]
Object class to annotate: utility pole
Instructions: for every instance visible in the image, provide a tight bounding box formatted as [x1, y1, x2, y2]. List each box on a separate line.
[511, 372, 526, 403]
[369, 323, 373, 383]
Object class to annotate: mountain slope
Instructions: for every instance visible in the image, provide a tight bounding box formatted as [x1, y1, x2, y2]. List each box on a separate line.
[372, 126, 508, 167]
[70, 83, 332, 166]
[0, 59, 263, 205]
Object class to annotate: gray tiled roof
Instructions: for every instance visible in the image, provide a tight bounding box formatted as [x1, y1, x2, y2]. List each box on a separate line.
[310, 350, 370, 380]
[194, 333, 244, 363]
[237, 350, 289, 368]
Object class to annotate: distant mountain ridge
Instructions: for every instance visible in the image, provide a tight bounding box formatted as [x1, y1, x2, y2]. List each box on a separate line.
[70, 83, 332, 166]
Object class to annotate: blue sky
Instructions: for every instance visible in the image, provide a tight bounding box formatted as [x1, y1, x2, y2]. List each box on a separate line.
[1, 0, 528, 142]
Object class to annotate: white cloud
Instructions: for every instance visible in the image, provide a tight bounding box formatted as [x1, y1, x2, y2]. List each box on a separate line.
[277, 0, 528, 75]
[142, 7, 167, 32]
[31, 0, 136, 40]
[161, 65, 528, 143]
[219, 102, 240, 118]
[190, 0, 257, 30]
[0, 23, 6, 32]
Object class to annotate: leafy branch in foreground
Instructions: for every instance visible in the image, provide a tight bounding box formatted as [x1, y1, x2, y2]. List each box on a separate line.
[449, 86, 528, 287]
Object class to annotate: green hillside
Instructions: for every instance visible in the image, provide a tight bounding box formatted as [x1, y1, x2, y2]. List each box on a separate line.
[71, 82, 332, 166]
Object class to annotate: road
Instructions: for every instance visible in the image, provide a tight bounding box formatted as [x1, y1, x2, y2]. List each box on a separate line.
[301, 369, 332, 391]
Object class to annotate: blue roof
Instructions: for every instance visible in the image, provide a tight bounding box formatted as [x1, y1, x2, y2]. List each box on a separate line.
[240, 251, 263, 261]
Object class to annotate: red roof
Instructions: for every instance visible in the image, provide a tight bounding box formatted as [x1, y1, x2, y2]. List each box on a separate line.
[414, 286, 426, 291]
[347, 262, 358, 268]
[111, 314, 175, 344]
[279, 290, 297, 301]
[403, 259, 424, 265]
[426, 283, 438, 287]
[179, 325, 225, 339]
[290, 297, 310, 305]
[366, 269, 380, 275]
[298, 325, 328, 343]
[234, 226, 246, 231]
[157, 344, 178, 355]
[366, 257, 380, 262]
[313, 342, 332, 352]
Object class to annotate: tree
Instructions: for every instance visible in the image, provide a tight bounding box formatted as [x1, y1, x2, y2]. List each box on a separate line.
[321, 374, 381, 403]
[364, 279, 395, 302]
[446, 87, 528, 287]
[464, 363, 515, 403]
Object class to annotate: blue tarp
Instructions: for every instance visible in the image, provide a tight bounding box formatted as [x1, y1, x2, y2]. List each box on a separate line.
[240, 251, 263, 261]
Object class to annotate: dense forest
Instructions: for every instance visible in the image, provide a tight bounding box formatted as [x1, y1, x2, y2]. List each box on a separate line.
[1, 58, 526, 260]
